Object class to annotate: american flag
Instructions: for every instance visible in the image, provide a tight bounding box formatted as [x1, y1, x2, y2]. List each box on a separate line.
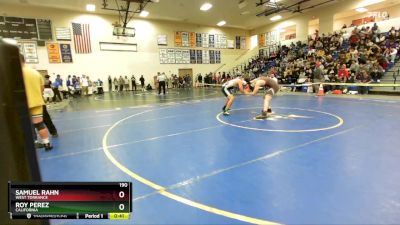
[72, 23, 92, 54]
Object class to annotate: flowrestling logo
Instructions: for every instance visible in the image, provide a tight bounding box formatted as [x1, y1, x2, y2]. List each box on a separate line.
[368, 11, 389, 19]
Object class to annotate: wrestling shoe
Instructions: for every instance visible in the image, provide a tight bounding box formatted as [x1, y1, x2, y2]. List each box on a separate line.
[255, 111, 268, 120]
[34, 141, 45, 149]
[44, 143, 53, 151]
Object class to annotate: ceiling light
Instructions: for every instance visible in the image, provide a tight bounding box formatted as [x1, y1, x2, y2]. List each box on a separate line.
[355, 7, 368, 12]
[270, 15, 282, 21]
[200, 3, 213, 11]
[217, 21, 226, 26]
[139, 10, 149, 17]
[265, 0, 280, 6]
[356, 0, 385, 8]
[86, 4, 96, 12]
[278, 29, 285, 32]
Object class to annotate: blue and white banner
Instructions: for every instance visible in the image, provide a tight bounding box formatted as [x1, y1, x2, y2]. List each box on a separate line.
[60, 43, 73, 63]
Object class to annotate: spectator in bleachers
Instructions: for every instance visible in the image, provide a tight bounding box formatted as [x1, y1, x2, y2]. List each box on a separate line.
[241, 22, 399, 94]
[370, 62, 384, 82]
[349, 30, 360, 47]
[349, 47, 359, 61]
[357, 70, 372, 94]
[349, 60, 360, 75]
[338, 64, 349, 83]
[389, 47, 398, 63]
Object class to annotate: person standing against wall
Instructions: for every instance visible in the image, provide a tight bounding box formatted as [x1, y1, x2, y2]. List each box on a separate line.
[113, 77, 118, 92]
[157, 72, 167, 95]
[81, 75, 89, 96]
[108, 75, 112, 92]
[124, 76, 130, 91]
[131, 75, 137, 91]
[140, 75, 145, 91]
[118, 76, 124, 92]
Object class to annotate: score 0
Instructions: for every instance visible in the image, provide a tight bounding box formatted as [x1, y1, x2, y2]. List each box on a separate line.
[118, 182, 128, 201]
[116, 182, 130, 212]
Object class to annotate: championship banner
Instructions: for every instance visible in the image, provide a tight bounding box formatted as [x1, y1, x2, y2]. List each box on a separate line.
[202, 33, 209, 48]
[190, 49, 196, 64]
[159, 49, 168, 64]
[270, 31, 279, 45]
[60, 43, 73, 63]
[209, 50, 215, 64]
[182, 50, 190, 64]
[175, 49, 183, 64]
[181, 32, 189, 47]
[189, 32, 196, 48]
[47, 43, 61, 63]
[209, 34, 215, 48]
[208, 34, 215, 48]
[22, 42, 39, 64]
[240, 36, 246, 49]
[196, 50, 203, 64]
[174, 31, 182, 47]
[202, 50, 209, 64]
[215, 50, 221, 64]
[259, 34, 265, 47]
[167, 49, 175, 64]
[227, 40, 235, 49]
[196, 33, 202, 47]
[214, 34, 220, 48]
[266, 32, 271, 45]
[220, 34, 227, 48]
[235, 36, 241, 49]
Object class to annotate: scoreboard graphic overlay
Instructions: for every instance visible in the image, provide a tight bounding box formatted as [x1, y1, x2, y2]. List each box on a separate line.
[8, 182, 132, 220]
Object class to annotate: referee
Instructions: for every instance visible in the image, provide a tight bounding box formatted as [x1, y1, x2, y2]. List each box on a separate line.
[157, 72, 167, 95]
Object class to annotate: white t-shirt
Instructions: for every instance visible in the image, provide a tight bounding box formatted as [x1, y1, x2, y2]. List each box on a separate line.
[81, 77, 88, 87]
[157, 74, 167, 82]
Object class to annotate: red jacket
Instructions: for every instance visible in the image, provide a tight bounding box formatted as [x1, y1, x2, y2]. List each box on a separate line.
[338, 69, 349, 79]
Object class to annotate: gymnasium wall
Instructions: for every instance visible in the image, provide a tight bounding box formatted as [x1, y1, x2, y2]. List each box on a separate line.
[0, 3, 251, 85]
[333, 4, 400, 31]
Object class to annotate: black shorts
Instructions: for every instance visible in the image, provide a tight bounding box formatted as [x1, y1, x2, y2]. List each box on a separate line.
[221, 86, 234, 97]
